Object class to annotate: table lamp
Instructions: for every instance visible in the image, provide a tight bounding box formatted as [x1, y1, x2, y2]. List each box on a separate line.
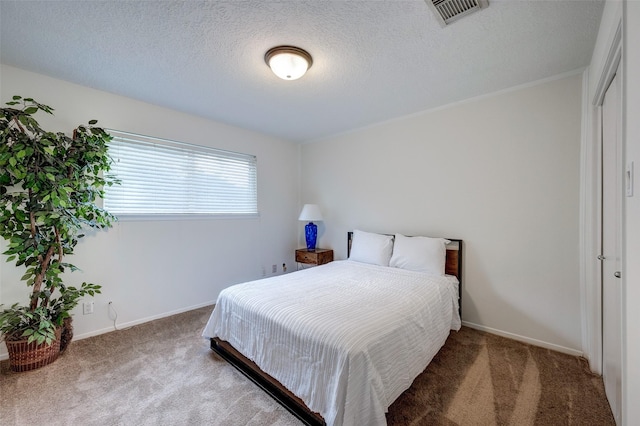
[298, 204, 323, 251]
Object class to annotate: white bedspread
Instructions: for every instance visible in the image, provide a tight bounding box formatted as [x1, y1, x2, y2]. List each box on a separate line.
[202, 260, 460, 426]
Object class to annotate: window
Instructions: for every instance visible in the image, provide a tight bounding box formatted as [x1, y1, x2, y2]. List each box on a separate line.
[104, 130, 257, 217]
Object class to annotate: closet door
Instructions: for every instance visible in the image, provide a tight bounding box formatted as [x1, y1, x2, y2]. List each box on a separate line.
[601, 70, 622, 425]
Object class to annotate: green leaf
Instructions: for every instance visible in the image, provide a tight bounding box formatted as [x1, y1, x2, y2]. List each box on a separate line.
[24, 107, 38, 115]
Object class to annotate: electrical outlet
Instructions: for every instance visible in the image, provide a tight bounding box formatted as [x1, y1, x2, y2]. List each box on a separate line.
[83, 301, 94, 315]
[282, 263, 287, 273]
[272, 264, 277, 273]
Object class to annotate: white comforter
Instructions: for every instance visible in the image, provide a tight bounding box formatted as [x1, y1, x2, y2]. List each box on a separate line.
[202, 260, 461, 426]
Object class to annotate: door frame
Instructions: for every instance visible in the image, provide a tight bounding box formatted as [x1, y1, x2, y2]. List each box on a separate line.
[581, 19, 621, 375]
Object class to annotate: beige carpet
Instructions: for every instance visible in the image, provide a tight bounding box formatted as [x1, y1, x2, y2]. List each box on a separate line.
[386, 326, 615, 425]
[0, 306, 614, 426]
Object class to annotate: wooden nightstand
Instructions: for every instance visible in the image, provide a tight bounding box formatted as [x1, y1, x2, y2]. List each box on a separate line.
[295, 248, 333, 267]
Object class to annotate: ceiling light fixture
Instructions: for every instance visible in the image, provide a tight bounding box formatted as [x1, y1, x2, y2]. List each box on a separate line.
[264, 46, 313, 81]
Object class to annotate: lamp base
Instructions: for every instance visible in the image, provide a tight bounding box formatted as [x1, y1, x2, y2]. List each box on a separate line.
[304, 222, 318, 251]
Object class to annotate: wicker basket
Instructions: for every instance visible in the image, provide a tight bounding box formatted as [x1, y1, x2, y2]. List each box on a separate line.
[5, 327, 62, 372]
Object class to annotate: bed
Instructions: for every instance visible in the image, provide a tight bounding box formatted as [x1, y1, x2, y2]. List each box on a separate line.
[203, 231, 462, 426]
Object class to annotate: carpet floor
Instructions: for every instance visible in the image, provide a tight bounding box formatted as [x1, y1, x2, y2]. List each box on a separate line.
[0, 306, 614, 426]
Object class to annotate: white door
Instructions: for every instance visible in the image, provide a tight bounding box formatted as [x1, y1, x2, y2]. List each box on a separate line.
[601, 71, 622, 425]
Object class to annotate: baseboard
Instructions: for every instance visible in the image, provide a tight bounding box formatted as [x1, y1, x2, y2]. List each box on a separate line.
[0, 301, 216, 361]
[462, 321, 584, 358]
[78, 300, 216, 339]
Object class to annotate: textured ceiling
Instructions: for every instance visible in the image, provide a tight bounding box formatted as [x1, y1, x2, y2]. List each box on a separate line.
[0, 1, 604, 143]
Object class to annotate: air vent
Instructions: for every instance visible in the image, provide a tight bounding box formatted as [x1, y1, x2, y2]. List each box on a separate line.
[426, 0, 489, 27]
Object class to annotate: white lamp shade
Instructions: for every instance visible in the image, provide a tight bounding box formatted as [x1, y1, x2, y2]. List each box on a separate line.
[265, 46, 313, 81]
[268, 52, 309, 80]
[298, 204, 323, 222]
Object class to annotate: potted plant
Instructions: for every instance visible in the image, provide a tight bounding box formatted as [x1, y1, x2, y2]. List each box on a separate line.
[0, 96, 118, 372]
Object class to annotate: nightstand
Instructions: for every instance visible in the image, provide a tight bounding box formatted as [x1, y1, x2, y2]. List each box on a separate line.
[295, 248, 333, 267]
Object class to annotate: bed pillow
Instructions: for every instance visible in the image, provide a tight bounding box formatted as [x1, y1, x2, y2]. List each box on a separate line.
[349, 230, 394, 266]
[389, 234, 450, 275]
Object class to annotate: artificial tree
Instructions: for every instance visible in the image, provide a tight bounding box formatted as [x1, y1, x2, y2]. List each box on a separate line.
[0, 96, 118, 366]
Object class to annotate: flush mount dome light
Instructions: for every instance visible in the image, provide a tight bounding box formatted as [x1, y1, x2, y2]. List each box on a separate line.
[264, 46, 313, 80]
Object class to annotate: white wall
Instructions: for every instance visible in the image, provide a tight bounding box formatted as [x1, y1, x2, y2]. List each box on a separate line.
[623, 1, 639, 423]
[0, 65, 300, 358]
[300, 74, 584, 354]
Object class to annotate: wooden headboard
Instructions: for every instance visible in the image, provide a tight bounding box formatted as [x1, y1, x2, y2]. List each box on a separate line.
[347, 232, 463, 315]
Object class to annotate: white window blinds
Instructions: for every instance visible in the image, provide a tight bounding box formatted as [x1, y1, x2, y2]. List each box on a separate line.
[104, 130, 257, 217]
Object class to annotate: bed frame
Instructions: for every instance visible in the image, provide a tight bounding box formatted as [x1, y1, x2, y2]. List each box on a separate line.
[210, 232, 463, 426]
